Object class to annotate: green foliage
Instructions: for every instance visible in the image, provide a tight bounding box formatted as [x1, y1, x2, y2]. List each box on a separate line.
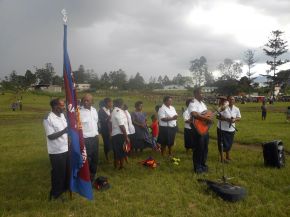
[35, 63, 55, 85]
[214, 78, 239, 95]
[263, 30, 289, 97]
[0, 92, 290, 217]
[189, 56, 208, 86]
[127, 73, 145, 90]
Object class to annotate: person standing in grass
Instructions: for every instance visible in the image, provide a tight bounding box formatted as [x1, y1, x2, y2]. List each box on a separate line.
[188, 88, 212, 174]
[261, 100, 267, 120]
[131, 101, 147, 152]
[123, 104, 135, 157]
[183, 98, 194, 153]
[157, 96, 178, 156]
[43, 98, 70, 201]
[111, 98, 129, 169]
[80, 94, 99, 182]
[150, 114, 159, 145]
[216, 96, 241, 163]
[98, 97, 113, 161]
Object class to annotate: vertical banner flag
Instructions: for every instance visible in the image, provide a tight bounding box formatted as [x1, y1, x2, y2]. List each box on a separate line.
[63, 22, 93, 200]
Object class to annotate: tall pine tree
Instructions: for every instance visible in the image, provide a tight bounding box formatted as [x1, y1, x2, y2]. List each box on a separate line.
[263, 30, 289, 98]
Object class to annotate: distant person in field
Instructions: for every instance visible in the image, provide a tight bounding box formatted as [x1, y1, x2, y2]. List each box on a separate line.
[183, 98, 194, 153]
[11, 102, 17, 111]
[18, 100, 23, 111]
[261, 100, 267, 120]
[111, 98, 129, 169]
[43, 98, 70, 201]
[98, 97, 113, 161]
[216, 96, 241, 163]
[188, 87, 213, 174]
[157, 96, 178, 156]
[80, 94, 99, 182]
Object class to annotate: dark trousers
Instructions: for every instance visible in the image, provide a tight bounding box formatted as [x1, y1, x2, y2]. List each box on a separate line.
[49, 151, 70, 199]
[101, 132, 111, 155]
[192, 129, 209, 171]
[84, 136, 99, 180]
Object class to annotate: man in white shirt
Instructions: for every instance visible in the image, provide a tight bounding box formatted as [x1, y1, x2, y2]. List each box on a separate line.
[80, 94, 99, 182]
[157, 96, 178, 156]
[217, 96, 241, 162]
[43, 98, 69, 201]
[188, 88, 213, 174]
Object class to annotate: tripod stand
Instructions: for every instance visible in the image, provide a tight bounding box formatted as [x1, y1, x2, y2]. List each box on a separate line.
[215, 108, 235, 183]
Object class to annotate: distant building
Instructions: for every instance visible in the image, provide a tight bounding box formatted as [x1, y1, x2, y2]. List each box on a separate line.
[76, 83, 91, 91]
[30, 84, 62, 93]
[202, 86, 218, 93]
[163, 85, 187, 90]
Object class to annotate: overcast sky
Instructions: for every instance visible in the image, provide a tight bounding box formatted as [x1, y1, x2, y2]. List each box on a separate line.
[0, 0, 290, 80]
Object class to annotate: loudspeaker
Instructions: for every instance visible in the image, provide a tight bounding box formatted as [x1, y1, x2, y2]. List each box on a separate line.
[262, 140, 285, 168]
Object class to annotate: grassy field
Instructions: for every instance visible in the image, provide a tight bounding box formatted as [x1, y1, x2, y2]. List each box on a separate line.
[0, 91, 290, 217]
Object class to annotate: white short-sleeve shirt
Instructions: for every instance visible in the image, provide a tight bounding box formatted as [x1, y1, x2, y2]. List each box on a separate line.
[111, 107, 129, 136]
[183, 109, 191, 129]
[80, 106, 99, 138]
[124, 110, 135, 135]
[43, 112, 68, 154]
[217, 105, 241, 132]
[158, 104, 178, 127]
[187, 98, 208, 115]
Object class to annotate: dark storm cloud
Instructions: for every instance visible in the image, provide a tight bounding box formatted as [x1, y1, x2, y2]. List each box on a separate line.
[0, 0, 288, 80]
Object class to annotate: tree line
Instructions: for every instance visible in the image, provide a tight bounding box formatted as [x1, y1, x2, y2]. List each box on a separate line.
[1, 30, 289, 96]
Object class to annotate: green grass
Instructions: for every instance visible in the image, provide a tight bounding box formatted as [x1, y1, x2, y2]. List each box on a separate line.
[0, 92, 290, 217]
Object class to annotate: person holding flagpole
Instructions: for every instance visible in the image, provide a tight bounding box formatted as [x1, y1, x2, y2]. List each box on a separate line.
[62, 9, 93, 200]
[43, 98, 70, 201]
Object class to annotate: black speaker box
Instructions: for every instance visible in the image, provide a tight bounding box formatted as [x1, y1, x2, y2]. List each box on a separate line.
[262, 140, 285, 168]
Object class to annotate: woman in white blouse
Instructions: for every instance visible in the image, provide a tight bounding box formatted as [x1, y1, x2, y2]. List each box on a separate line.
[157, 96, 178, 156]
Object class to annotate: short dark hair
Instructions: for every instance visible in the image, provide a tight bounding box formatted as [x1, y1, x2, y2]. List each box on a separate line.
[135, 101, 143, 108]
[151, 114, 157, 120]
[103, 97, 112, 105]
[99, 100, 105, 108]
[123, 104, 128, 110]
[113, 98, 123, 108]
[193, 87, 201, 96]
[50, 98, 60, 109]
[163, 96, 172, 103]
[186, 98, 192, 107]
[155, 105, 161, 112]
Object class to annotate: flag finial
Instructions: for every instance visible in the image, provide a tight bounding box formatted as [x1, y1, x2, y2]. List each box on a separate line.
[61, 9, 68, 24]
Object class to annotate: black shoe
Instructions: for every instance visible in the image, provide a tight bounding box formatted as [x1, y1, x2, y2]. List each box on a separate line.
[49, 194, 65, 202]
[194, 168, 204, 174]
[202, 165, 208, 172]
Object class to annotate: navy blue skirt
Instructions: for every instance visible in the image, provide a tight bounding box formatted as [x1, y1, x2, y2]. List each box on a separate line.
[111, 134, 126, 160]
[157, 126, 177, 147]
[184, 128, 194, 149]
[217, 128, 235, 152]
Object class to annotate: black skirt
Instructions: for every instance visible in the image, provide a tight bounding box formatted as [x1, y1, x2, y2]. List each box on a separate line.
[184, 128, 194, 149]
[111, 134, 126, 160]
[217, 128, 235, 152]
[157, 126, 177, 147]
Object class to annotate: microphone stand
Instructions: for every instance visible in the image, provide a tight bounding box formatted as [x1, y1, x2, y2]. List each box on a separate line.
[214, 107, 235, 183]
